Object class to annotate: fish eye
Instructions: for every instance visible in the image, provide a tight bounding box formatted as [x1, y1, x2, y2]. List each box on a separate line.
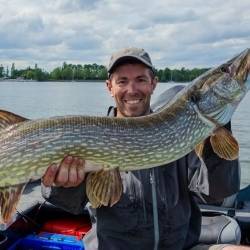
[190, 95, 198, 103]
[220, 65, 230, 73]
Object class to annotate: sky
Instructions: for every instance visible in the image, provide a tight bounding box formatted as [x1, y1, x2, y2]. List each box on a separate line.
[0, 0, 250, 72]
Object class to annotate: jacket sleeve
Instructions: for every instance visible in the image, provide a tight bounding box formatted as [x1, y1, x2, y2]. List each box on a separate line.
[188, 121, 240, 203]
[41, 181, 89, 214]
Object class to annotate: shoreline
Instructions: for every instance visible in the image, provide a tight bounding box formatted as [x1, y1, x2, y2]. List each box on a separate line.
[0, 79, 105, 83]
[0, 79, 177, 83]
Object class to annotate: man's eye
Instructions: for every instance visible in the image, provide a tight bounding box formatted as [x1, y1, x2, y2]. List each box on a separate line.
[117, 81, 126, 85]
[138, 78, 148, 83]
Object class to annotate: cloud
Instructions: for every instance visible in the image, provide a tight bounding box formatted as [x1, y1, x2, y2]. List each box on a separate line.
[0, 0, 250, 71]
[47, 0, 101, 12]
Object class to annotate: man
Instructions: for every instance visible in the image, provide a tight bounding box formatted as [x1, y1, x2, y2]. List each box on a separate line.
[42, 48, 246, 250]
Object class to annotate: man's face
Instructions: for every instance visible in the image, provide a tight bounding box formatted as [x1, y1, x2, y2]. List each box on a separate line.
[106, 63, 157, 117]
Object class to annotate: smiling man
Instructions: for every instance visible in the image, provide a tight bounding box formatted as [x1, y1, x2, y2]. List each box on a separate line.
[106, 53, 157, 117]
[42, 48, 244, 250]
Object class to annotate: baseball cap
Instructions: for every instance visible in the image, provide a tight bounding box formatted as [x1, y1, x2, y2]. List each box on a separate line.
[107, 47, 154, 76]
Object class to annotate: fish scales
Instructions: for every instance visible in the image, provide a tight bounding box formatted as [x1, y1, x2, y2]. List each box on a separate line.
[0, 99, 214, 187]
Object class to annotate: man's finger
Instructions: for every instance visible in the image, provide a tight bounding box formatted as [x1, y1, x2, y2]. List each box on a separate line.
[54, 156, 72, 186]
[42, 163, 58, 187]
[64, 158, 85, 187]
[77, 159, 86, 184]
[67, 158, 78, 186]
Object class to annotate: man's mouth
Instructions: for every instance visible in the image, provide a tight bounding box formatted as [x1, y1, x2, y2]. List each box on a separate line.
[124, 99, 142, 104]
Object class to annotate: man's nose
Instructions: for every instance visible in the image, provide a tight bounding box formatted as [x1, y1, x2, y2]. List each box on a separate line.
[126, 81, 138, 93]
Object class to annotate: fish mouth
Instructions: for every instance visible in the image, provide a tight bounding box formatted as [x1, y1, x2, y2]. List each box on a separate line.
[228, 48, 250, 82]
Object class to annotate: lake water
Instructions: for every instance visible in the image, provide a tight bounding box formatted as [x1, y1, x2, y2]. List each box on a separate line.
[0, 81, 249, 187]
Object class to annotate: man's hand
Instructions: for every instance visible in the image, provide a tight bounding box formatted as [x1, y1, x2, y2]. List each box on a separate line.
[42, 155, 86, 188]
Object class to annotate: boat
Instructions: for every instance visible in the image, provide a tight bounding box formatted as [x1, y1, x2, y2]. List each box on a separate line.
[0, 180, 250, 249]
[0, 180, 91, 249]
[199, 184, 250, 245]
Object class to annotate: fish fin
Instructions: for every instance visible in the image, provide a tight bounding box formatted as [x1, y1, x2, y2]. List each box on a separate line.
[86, 168, 123, 208]
[210, 127, 239, 160]
[195, 141, 205, 158]
[0, 110, 28, 130]
[0, 184, 26, 224]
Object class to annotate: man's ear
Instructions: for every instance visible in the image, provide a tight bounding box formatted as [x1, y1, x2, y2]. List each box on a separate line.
[152, 76, 158, 91]
[106, 80, 113, 96]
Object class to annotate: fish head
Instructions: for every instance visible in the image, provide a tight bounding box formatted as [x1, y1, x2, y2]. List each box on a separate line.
[217, 48, 250, 98]
[188, 48, 250, 125]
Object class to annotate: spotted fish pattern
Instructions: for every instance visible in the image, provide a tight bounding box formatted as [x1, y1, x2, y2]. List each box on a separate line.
[0, 48, 249, 223]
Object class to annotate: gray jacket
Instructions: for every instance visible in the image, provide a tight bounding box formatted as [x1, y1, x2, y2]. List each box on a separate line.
[42, 108, 239, 250]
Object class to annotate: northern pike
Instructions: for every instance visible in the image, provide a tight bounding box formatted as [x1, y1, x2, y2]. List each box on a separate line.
[0, 49, 249, 224]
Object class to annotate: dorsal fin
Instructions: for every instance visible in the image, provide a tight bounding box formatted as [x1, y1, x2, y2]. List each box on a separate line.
[0, 110, 28, 130]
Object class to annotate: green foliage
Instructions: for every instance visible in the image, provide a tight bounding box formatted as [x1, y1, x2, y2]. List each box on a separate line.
[0, 64, 4, 77]
[48, 63, 108, 81]
[6, 66, 9, 77]
[156, 67, 209, 82]
[50, 67, 62, 80]
[0, 62, 209, 82]
[10, 63, 17, 79]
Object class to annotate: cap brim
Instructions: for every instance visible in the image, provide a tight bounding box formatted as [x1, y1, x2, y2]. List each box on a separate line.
[108, 55, 153, 74]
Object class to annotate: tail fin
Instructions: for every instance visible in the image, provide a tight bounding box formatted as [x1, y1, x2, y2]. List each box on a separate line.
[0, 110, 29, 223]
[0, 184, 26, 224]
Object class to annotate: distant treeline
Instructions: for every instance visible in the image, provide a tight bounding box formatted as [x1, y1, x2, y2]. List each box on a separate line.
[0, 63, 209, 82]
